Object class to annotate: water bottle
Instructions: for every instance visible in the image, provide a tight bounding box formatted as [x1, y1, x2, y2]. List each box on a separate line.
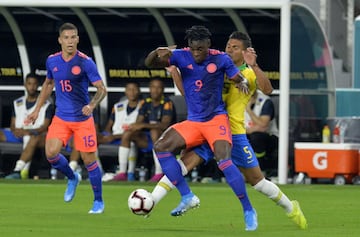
[339, 123, 347, 143]
[139, 166, 146, 182]
[50, 168, 57, 180]
[332, 125, 340, 143]
[191, 168, 198, 182]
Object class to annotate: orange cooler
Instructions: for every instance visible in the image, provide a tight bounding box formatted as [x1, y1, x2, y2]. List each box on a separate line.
[294, 142, 360, 180]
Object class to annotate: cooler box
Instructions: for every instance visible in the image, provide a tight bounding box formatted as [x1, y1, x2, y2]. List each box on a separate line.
[294, 142, 360, 180]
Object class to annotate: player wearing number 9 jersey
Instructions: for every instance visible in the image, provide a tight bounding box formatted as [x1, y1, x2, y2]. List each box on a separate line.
[144, 25, 254, 218]
[26, 22, 107, 214]
[151, 31, 307, 231]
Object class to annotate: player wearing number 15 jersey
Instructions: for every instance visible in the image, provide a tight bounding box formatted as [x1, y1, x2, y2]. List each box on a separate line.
[26, 22, 107, 214]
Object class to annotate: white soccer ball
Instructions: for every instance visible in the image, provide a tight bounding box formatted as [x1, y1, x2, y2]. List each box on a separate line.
[128, 189, 155, 215]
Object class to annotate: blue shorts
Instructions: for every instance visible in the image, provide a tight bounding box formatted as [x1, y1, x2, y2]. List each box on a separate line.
[140, 131, 153, 153]
[193, 134, 259, 169]
[192, 143, 214, 164]
[1, 128, 23, 143]
[101, 131, 121, 145]
[110, 139, 121, 145]
[230, 134, 259, 168]
[104, 133, 152, 153]
[100, 131, 152, 150]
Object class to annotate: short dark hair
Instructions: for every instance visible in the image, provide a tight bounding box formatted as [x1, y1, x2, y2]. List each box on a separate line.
[59, 22, 78, 35]
[126, 80, 140, 88]
[228, 31, 252, 48]
[150, 78, 164, 87]
[25, 72, 38, 82]
[184, 25, 212, 42]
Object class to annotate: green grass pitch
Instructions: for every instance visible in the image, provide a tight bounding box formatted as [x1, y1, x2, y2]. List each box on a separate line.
[0, 180, 359, 237]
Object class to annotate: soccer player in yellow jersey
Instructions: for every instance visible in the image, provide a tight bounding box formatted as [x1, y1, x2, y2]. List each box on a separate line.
[151, 31, 307, 231]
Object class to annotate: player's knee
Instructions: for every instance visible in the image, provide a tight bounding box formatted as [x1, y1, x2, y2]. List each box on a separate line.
[213, 149, 228, 161]
[121, 131, 132, 141]
[150, 129, 161, 140]
[154, 138, 175, 153]
[82, 152, 97, 166]
[45, 146, 61, 158]
[153, 140, 166, 152]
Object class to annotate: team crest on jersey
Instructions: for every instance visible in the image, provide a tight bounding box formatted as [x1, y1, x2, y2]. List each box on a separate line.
[71, 66, 81, 75]
[206, 63, 217, 73]
[15, 99, 23, 106]
[116, 104, 124, 111]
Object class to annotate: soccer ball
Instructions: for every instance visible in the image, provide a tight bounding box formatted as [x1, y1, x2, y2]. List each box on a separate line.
[128, 189, 155, 215]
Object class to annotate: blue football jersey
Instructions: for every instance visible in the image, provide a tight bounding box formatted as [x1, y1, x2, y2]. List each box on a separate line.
[169, 48, 239, 122]
[46, 50, 102, 122]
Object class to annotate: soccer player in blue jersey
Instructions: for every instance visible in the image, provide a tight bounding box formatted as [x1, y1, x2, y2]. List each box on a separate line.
[144, 25, 256, 225]
[26, 22, 107, 214]
[151, 31, 307, 230]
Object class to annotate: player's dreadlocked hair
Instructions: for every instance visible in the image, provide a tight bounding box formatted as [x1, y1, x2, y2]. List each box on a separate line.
[184, 25, 212, 42]
[228, 31, 252, 48]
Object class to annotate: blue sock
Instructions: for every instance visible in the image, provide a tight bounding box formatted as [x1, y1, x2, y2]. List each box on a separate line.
[47, 154, 75, 179]
[218, 159, 253, 211]
[156, 151, 191, 196]
[86, 161, 103, 202]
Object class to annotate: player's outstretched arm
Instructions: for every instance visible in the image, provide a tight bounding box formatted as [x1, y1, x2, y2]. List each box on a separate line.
[252, 65, 273, 95]
[145, 45, 176, 68]
[243, 47, 273, 95]
[26, 78, 54, 124]
[166, 66, 185, 96]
